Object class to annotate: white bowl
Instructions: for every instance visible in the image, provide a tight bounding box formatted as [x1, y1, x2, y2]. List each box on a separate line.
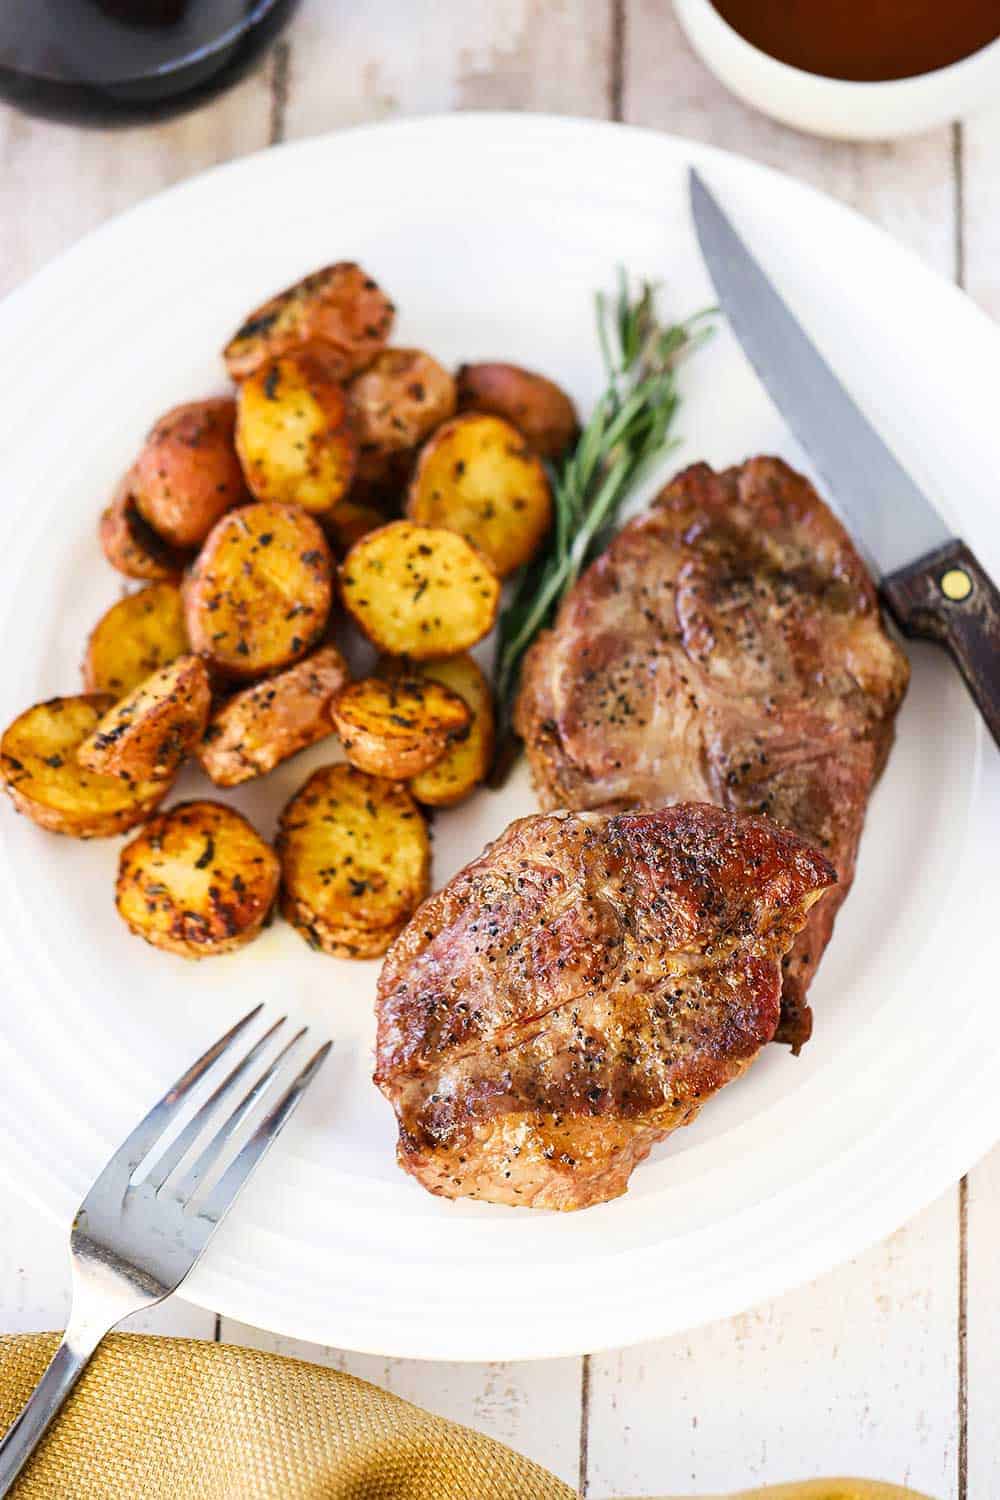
[674, 0, 1000, 140]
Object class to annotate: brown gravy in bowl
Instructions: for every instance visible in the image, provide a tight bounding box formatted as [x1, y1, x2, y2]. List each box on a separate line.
[710, 0, 1000, 82]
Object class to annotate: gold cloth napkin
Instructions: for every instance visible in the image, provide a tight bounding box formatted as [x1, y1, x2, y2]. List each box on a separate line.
[0, 1334, 933, 1500]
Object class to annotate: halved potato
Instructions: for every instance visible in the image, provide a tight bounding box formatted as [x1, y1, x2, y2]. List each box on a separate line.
[348, 348, 456, 484]
[324, 496, 386, 556]
[132, 398, 248, 548]
[0, 695, 168, 837]
[339, 520, 500, 660]
[223, 262, 395, 381]
[235, 352, 356, 516]
[184, 501, 333, 680]
[116, 800, 280, 958]
[406, 413, 552, 577]
[82, 582, 188, 699]
[99, 473, 192, 582]
[78, 654, 211, 782]
[456, 361, 579, 460]
[278, 763, 429, 959]
[380, 653, 495, 806]
[198, 644, 349, 787]
[331, 675, 470, 779]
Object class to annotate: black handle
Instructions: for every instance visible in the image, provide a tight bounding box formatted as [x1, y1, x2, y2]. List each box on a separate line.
[882, 538, 1000, 750]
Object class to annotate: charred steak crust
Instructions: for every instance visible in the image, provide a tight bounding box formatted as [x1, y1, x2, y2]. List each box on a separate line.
[375, 803, 834, 1211]
[514, 457, 909, 1050]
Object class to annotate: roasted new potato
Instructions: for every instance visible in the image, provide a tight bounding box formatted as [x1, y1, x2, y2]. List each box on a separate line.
[116, 800, 280, 958]
[455, 361, 579, 460]
[331, 675, 471, 779]
[0, 695, 169, 837]
[339, 521, 500, 660]
[406, 413, 552, 577]
[82, 582, 188, 699]
[380, 653, 495, 806]
[99, 473, 193, 582]
[235, 352, 356, 516]
[131, 398, 248, 548]
[198, 644, 349, 787]
[184, 501, 333, 680]
[348, 348, 456, 484]
[78, 654, 211, 783]
[223, 262, 395, 381]
[278, 763, 429, 959]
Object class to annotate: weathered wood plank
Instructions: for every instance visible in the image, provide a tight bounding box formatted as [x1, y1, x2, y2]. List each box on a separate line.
[586, 1191, 960, 1498]
[0, 66, 273, 300]
[279, 0, 613, 138]
[218, 1319, 583, 1487]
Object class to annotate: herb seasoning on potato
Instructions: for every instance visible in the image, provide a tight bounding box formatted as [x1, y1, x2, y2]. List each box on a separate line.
[278, 763, 430, 959]
[132, 398, 248, 549]
[331, 675, 471, 779]
[116, 800, 280, 958]
[406, 412, 552, 577]
[198, 644, 350, 788]
[77, 654, 211, 783]
[0, 695, 169, 837]
[339, 519, 500, 659]
[82, 582, 188, 699]
[379, 653, 495, 807]
[223, 262, 395, 382]
[184, 501, 333, 679]
[236, 351, 356, 517]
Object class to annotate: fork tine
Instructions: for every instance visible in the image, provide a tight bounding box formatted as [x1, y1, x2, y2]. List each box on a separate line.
[90, 1006, 265, 1190]
[197, 1041, 332, 1225]
[174, 1027, 309, 1203]
[144, 1016, 288, 1192]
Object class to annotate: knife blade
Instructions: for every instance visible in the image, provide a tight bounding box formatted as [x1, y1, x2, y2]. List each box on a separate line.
[689, 167, 1000, 750]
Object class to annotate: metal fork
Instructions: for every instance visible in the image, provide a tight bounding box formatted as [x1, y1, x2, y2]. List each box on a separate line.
[0, 1006, 331, 1497]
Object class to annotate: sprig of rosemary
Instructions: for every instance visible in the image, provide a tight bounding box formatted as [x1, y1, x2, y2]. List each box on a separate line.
[491, 271, 713, 766]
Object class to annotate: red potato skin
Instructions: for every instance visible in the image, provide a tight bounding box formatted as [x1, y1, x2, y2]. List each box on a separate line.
[455, 362, 579, 459]
[223, 262, 396, 381]
[132, 398, 249, 548]
[99, 473, 194, 582]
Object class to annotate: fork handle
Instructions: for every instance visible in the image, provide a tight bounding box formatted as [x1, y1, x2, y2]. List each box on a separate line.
[0, 1317, 107, 1496]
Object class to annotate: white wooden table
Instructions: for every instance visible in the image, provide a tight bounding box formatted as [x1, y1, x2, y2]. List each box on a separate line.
[1, 5, 998, 1496]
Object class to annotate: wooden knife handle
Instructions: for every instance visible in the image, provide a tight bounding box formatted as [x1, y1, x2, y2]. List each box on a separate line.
[882, 538, 1000, 750]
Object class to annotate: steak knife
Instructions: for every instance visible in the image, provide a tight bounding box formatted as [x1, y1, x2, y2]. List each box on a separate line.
[690, 168, 1000, 750]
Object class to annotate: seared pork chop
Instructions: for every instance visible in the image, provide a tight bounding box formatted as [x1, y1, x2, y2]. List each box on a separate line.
[375, 803, 834, 1210]
[515, 457, 909, 1049]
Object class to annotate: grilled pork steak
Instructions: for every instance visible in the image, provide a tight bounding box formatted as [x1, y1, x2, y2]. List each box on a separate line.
[515, 457, 909, 1049]
[375, 803, 834, 1210]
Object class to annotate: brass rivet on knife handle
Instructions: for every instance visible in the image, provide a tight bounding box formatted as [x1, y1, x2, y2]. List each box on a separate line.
[882, 537, 1000, 750]
[940, 567, 973, 602]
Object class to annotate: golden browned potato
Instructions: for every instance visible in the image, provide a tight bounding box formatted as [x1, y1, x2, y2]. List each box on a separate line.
[116, 801, 280, 958]
[99, 473, 193, 582]
[456, 361, 579, 460]
[198, 644, 349, 787]
[348, 348, 456, 484]
[0, 695, 169, 837]
[131, 398, 248, 548]
[406, 413, 552, 577]
[323, 496, 386, 556]
[339, 520, 500, 660]
[380, 653, 495, 806]
[82, 582, 188, 699]
[331, 675, 470, 779]
[223, 262, 395, 381]
[78, 654, 211, 783]
[278, 763, 429, 959]
[235, 352, 356, 516]
[184, 501, 333, 680]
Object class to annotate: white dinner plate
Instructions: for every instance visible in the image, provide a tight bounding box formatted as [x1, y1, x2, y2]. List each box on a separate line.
[0, 115, 997, 1361]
